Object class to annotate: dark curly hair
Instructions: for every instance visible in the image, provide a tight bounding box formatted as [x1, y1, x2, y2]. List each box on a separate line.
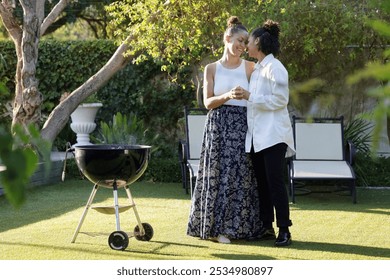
[250, 19, 280, 56]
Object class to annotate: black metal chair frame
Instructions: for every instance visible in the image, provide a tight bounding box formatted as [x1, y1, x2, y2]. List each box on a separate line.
[288, 116, 357, 204]
[178, 107, 208, 196]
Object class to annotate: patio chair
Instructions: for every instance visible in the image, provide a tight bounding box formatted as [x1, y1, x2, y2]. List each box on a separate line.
[288, 116, 357, 203]
[178, 107, 208, 196]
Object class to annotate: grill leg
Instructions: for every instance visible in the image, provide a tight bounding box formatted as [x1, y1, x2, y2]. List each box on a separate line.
[124, 186, 144, 235]
[71, 183, 99, 243]
[113, 181, 121, 231]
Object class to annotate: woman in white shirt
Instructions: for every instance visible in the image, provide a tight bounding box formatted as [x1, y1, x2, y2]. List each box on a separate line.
[241, 20, 295, 246]
[187, 16, 261, 244]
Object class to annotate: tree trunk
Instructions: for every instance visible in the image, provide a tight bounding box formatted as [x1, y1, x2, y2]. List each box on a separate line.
[41, 0, 71, 35]
[12, 1, 42, 128]
[40, 38, 135, 142]
[0, 0, 23, 125]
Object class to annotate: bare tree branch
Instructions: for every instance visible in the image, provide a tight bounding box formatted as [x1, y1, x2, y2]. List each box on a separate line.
[0, 0, 22, 44]
[41, 0, 71, 35]
[41, 36, 136, 142]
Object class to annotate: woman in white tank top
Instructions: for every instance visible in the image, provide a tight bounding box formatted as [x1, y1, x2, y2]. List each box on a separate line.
[187, 16, 261, 243]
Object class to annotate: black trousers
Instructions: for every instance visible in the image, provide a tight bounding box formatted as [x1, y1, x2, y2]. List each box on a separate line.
[250, 143, 292, 228]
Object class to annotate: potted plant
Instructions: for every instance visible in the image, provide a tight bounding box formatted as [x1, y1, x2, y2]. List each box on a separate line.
[93, 112, 151, 144]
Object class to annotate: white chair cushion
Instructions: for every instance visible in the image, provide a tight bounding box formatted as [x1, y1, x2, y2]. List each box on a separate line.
[295, 122, 343, 160]
[187, 115, 206, 159]
[292, 160, 354, 179]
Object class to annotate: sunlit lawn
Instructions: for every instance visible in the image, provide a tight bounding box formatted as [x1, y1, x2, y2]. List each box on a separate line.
[0, 178, 389, 260]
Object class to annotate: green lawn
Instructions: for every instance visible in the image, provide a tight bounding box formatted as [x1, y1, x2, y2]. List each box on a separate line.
[0, 179, 389, 260]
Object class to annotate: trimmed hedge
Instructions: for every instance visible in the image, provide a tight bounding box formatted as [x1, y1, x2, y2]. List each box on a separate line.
[354, 154, 390, 187]
[0, 39, 194, 153]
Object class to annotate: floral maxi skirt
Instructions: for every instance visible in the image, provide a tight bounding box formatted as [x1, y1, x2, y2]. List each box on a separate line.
[187, 105, 261, 240]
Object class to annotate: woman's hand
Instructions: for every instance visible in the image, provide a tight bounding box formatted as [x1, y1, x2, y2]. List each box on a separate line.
[230, 86, 250, 100]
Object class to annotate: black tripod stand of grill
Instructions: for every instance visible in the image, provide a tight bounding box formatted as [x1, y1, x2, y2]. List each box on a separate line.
[70, 144, 153, 251]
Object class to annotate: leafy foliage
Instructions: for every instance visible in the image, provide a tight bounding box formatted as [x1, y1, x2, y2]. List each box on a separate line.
[354, 154, 390, 187]
[93, 112, 159, 152]
[143, 157, 181, 182]
[344, 117, 374, 154]
[94, 112, 148, 145]
[0, 124, 51, 208]
[107, 0, 231, 71]
[0, 53, 9, 94]
[105, 0, 389, 120]
[107, 0, 388, 74]
[347, 0, 390, 151]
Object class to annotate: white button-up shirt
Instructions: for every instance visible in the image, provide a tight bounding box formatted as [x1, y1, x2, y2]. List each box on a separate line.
[245, 54, 295, 157]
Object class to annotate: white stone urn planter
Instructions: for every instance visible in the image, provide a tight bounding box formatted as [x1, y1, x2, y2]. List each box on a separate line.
[70, 103, 103, 146]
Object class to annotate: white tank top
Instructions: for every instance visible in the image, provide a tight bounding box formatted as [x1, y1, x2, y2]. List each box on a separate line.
[214, 59, 249, 107]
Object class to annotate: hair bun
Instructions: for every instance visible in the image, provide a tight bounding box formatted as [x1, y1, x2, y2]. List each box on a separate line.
[263, 19, 280, 37]
[227, 16, 242, 28]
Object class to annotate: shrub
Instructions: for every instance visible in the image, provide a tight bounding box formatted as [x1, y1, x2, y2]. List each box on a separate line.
[143, 157, 181, 183]
[354, 154, 390, 187]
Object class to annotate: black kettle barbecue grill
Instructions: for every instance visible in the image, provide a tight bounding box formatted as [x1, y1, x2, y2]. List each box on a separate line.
[70, 144, 153, 251]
